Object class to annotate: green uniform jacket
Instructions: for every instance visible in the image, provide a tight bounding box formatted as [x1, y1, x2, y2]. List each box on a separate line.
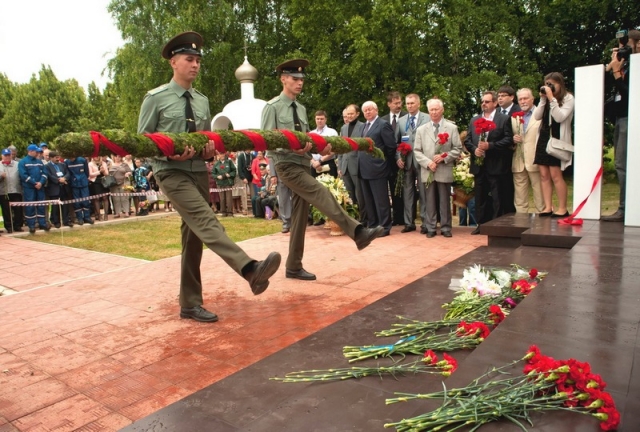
[137, 79, 211, 174]
[212, 158, 237, 187]
[260, 92, 311, 167]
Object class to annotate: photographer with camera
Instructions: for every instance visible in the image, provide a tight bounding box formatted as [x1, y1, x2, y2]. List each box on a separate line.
[533, 73, 574, 218]
[602, 29, 640, 222]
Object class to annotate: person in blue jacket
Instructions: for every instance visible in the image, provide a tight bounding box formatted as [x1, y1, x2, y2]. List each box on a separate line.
[18, 144, 50, 233]
[65, 156, 94, 225]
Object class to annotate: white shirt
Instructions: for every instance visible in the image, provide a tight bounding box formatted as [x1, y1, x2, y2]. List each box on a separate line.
[311, 126, 338, 161]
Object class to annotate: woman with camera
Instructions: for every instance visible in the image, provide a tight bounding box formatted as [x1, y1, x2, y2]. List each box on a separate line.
[533, 72, 574, 217]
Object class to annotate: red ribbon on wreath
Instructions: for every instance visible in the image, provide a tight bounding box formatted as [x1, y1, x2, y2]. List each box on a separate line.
[90, 131, 129, 158]
[344, 137, 359, 152]
[278, 129, 302, 150]
[238, 130, 268, 152]
[198, 131, 226, 153]
[307, 132, 328, 153]
[143, 133, 175, 157]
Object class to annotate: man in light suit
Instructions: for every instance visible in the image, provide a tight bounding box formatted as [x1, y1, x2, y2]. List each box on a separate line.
[464, 91, 514, 234]
[511, 88, 544, 213]
[358, 101, 396, 236]
[338, 104, 364, 208]
[395, 94, 430, 233]
[414, 99, 462, 237]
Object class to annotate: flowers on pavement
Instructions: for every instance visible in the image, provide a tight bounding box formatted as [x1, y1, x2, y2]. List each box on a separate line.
[385, 346, 620, 431]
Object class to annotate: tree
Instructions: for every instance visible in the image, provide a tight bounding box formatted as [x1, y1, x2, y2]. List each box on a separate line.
[0, 66, 86, 154]
[0, 73, 16, 123]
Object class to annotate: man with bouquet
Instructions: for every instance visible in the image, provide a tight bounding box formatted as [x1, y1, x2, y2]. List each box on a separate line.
[413, 99, 462, 238]
[464, 91, 514, 234]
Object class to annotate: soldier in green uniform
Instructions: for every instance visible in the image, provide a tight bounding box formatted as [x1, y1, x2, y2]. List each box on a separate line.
[138, 31, 281, 323]
[260, 59, 383, 281]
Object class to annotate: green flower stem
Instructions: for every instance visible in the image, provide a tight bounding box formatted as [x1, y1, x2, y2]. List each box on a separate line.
[270, 358, 444, 383]
[376, 316, 493, 338]
[343, 331, 482, 363]
[52, 129, 385, 159]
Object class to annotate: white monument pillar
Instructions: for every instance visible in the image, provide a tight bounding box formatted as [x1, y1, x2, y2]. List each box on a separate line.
[573, 65, 604, 220]
[625, 53, 640, 226]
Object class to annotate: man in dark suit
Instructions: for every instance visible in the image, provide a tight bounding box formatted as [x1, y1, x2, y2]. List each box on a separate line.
[338, 104, 364, 209]
[497, 86, 521, 116]
[358, 101, 396, 236]
[380, 91, 407, 226]
[464, 91, 514, 234]
[395, 93, 430, 233]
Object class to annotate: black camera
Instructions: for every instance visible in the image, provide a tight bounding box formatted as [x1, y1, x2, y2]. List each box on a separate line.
[540, 83, 556, 94]
[616, 29, 632, 61]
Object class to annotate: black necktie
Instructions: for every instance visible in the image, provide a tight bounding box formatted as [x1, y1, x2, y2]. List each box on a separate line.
[183, 91, 196, 133]
[392, 114, 397, 131]
[291, 102, 302, 131]
[502, 109, 508, 115]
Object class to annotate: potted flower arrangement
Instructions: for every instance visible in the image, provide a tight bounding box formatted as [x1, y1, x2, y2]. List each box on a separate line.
[452, 155, 474, 208]
[311, 174, 359, 236]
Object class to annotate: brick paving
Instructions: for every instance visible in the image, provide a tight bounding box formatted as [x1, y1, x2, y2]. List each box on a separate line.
[0, 223, 485, 431]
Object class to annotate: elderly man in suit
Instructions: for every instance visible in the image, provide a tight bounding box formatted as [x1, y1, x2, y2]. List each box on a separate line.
[464, 91, 514, 234]
[414, 99, 463, 237]
[338, 104, 364, 209]
[358, 101, 396, 236]
[395, 93, 430, 233]
[512, 88, 544, 213]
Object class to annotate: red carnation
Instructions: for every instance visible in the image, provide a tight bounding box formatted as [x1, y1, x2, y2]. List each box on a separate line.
[439, 353, 458, 376]
[438, 132, 449, 145]
[423, 349, 438, 364]
[597, 405, 621, 431]
[511, 111, 526, 123]
[488, 304, 505, 324]
[529, 268, 538, 279]
[398, 142, 412, 156]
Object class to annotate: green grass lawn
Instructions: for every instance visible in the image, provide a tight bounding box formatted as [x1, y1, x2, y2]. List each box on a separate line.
[18, 215, 283, 261]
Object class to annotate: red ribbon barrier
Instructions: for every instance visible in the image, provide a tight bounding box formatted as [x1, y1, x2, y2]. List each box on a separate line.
[558, 166, 603, 226]
[90, 131, 129, 158]
[143, 133, 175, 157]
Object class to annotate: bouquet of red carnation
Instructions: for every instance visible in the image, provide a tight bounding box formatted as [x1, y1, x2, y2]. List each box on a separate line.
[473, 117, 496, 166]
[395, 142, 413, 197]
[386, 345, 620, 431]
[437, 132, 449, 145]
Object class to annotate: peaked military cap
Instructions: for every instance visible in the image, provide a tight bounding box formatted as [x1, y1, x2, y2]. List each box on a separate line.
[162, 31, 204, 60]
[276, 59, 309, 78]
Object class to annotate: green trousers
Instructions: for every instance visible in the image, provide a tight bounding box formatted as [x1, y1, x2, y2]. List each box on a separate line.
[155, 170, 253, 307]
[275, 162, 361, 271]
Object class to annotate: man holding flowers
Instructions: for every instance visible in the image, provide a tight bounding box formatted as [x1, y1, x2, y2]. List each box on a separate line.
[511, 88, 544, 213]
[413, 98, 462, 238]
[464, 91, 514, 234]
[395, 93, 430, 234]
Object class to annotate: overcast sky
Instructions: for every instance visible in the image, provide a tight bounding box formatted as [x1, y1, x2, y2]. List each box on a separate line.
[0, 0, 124, 90]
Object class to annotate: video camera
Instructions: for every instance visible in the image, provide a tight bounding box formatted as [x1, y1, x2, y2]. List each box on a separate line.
[616, 30, 632, 61]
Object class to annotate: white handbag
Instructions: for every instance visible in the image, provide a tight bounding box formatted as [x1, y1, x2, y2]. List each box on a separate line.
[546, 137, 574, 162]
[545, 115, 573, 162]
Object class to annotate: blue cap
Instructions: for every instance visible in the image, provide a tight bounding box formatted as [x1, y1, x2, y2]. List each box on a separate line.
[27, 144, 39, 152]
[39, 142, 48, 148]
[36, 147, 44, 153]
[1, 148, 10, 156]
